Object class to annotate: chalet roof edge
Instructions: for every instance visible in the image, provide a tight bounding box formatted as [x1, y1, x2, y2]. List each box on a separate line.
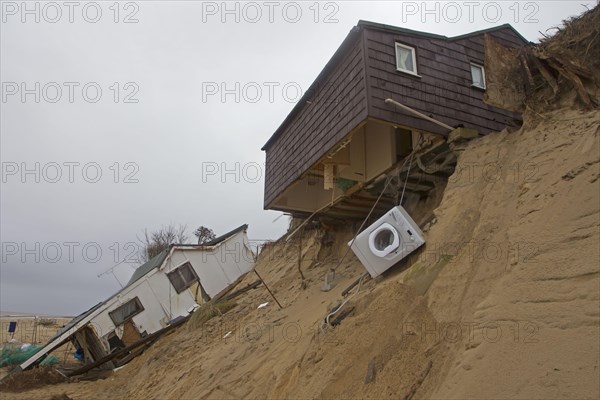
[357, 20, 530, 44]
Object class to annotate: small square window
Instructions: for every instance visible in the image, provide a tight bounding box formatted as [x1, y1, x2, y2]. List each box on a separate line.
[395, 43, 418, 75]
[470, 63, 486, 89]
[167, 262, 199, 293]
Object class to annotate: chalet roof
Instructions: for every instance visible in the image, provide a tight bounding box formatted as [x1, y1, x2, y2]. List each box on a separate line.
[261, 21, 528, 151]
[126, 247, 171, 287]
[202, 223, 249, 247]
[126, 224, 249, 286]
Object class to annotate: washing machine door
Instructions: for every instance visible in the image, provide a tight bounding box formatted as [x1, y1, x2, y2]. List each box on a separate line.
[368, 222, 400, 258]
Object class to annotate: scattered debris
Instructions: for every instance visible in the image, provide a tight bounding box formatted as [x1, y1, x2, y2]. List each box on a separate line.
[341, 273, 370, 297]
[364, 357, 382, 384]
[321, 269, 343, 292]
[253, 269, 284, 309]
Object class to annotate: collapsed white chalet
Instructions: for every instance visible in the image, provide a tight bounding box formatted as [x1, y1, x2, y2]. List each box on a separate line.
[18, 224, 254, 371]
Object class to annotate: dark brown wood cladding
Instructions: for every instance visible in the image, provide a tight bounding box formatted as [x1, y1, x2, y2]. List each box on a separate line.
[365, 25, 525, 136]
[264, 35, 368, 206]
[263, 23, 527, 209]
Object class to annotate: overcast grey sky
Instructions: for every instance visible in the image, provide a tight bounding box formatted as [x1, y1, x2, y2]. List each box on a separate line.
[0, 0, 594, 316]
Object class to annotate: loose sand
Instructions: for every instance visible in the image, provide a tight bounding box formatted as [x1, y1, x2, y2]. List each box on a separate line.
[3, 7, 599, 397]
[2, 105, 598, 400]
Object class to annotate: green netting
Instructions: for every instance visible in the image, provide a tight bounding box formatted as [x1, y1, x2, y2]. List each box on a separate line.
[0, 343, 42, 367]
[40, 355, 59, 366]
[337, 178, 358, 192]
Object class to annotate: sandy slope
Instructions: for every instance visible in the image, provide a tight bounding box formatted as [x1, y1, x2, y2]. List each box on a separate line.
[421, 108, 600, 399]
[4, 106, 598, 400]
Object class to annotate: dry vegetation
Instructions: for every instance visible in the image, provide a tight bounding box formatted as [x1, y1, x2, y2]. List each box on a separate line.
[485, 5, 600, 112]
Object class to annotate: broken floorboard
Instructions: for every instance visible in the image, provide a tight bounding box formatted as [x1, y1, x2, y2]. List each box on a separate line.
[66, 315, 189, 377]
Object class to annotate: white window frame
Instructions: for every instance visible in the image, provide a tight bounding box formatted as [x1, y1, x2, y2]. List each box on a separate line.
[470, 63, 486, 89]
[395, 43, 419, 76]
[109, 297, 144, 326]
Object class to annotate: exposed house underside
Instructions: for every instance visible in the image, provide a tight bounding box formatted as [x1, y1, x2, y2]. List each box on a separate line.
[262, 21, 527, 220]
[269, 116, 457, 221]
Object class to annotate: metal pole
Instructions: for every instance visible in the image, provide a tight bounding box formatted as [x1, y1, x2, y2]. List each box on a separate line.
[385, 98, 454, 131]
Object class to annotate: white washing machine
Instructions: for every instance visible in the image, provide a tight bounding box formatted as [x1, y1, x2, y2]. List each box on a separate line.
[348, 205, 425, 277]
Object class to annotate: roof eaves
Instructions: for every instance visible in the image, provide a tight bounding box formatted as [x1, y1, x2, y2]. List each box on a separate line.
[171, 224, 248, 250]
[357, 20, 448, 40]
[203, 223, 248, 246]
[448, 23, 530, 44]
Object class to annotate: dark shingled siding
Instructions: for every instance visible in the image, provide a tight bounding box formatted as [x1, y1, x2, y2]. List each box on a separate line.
[264, 24, 526, 208]
[365, 25, 524, 136]
[264, 35, 368, 206]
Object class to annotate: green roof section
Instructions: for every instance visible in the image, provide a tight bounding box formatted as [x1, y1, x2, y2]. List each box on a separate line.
[126, 247, 171, 287]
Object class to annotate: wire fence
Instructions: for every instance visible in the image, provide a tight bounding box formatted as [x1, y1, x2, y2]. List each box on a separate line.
[1, 318, 71, 345]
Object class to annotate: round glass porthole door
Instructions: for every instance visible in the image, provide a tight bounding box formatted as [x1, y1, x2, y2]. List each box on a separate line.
[368, 223, 400, 257]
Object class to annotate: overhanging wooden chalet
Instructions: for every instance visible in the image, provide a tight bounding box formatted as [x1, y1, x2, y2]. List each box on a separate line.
[262, 21, 528, 219]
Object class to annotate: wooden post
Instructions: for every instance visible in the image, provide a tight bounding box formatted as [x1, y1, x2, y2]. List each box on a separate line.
[75, 331, 91, 363]
[32, 317, 37, 344]
[253, 269, 283, 309]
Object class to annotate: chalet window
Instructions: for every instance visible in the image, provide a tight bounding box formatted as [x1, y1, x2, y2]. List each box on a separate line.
[470, 63, 486, 89]
[167, 262, 199, 293]
[109, 298, 144, 326]
[395, 43, 418, 75]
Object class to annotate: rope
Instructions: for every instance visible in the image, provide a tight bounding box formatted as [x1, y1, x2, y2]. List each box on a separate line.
[332, 136, 424, 273]
[399, 150, 415, 206]
[331, 175, 393, 274]
[400, 134, 423, 206]
[322, 136, 426, 331]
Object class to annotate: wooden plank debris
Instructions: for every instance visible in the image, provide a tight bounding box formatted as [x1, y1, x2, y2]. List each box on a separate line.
[66, 315, 189, 377]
